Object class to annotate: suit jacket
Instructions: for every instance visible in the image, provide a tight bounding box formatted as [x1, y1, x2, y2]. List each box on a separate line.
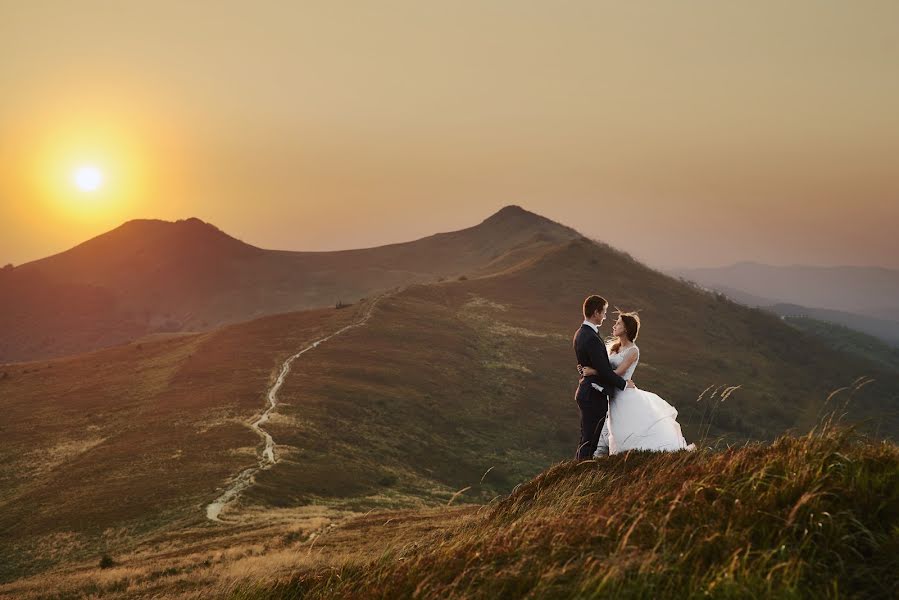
[573, 323, 627, 397]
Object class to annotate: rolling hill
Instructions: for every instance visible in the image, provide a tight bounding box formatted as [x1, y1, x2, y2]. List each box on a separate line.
[0, 206, 579, 363]
[2, 208, 898, 588]
[676, 263, 899, 347]
[781, 315, 899, 372]
[0, 305, 362, 582]
[675, 262, 899, 315]
[770, 303, 899, 347]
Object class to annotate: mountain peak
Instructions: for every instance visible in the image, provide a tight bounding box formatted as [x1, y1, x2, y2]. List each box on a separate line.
[176, 217, 227, 233]
[477, 205, 580, 242]
[483, 205, 539, 223]
[15, 217, 261, 276]
[113, 216, 253, 247]
[494, 204, 529, 216]
[119, 216, 218, 233]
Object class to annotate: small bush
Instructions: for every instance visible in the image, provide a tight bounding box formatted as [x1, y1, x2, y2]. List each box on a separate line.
[99, 554, 115, 569]
[378, 475, 398, 487]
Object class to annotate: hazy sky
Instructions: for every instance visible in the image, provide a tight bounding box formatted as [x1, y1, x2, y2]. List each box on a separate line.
[1, 1, 897, 269]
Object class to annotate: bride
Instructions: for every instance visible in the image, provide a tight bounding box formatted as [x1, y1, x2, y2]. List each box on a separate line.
[580, 312, 693, 455]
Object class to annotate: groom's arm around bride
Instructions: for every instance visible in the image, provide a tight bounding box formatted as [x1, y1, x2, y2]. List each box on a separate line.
[580, 333, 628, 392]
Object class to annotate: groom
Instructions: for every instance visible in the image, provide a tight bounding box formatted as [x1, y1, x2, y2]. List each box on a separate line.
[573, 295, 635, 460]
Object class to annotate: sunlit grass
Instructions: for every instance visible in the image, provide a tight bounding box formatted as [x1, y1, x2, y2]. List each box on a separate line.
[233, 412, 898, 599]
[3, 383, 896, 599]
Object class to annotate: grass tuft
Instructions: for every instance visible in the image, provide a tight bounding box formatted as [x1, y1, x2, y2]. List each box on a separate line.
[235, 419, 899, 599]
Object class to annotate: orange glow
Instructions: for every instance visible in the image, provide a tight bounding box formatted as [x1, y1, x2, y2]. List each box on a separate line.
[25, 116, 149, 223]
[2, 3, 898, 269]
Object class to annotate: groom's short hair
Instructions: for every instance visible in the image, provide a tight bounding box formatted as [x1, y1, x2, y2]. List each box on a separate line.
[583, 295, 608, 319]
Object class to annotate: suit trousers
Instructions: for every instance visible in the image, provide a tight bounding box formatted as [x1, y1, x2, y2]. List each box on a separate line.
[575, 382, 609, 460]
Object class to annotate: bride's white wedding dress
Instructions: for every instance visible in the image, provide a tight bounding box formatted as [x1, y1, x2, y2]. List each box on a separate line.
[604, 345, 692, 455]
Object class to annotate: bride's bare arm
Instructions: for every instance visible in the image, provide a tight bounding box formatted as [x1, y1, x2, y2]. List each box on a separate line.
[613, 350, 638, 376]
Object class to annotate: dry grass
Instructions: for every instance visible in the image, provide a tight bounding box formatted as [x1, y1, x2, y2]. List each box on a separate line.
[0, 305, 360, 583]
[26, 436, 107, 476]
[6, 417, 894, 600]
[0, 506, 472, 600]
[235, 420, 899, 599]
[2, 231, 897, 594]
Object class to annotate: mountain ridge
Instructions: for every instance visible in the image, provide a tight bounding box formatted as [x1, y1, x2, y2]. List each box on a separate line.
[675, 262, 899, 314]
[2, 210, 898, 585]
[0, 206, 579, 362]
[675, 262, 899, 347]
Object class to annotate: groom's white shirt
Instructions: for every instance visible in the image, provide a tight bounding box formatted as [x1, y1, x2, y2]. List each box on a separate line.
[581, 320, 604, 392]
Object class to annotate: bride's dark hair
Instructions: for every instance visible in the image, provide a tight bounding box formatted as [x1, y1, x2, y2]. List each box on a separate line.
[609, 311, 640, 354]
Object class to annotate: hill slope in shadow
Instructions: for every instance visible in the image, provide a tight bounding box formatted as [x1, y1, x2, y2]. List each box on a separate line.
[0, 206, 577, 362]
[0, 304, 362, 582]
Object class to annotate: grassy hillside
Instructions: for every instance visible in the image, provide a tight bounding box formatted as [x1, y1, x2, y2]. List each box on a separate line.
[0, 305, 361, 583]
[0, 206, 578, 362]
[2, 218, 897, 589]
[675, 262, 899, 315]
[770, 304, 899, 347]
[234, 422, 899, 599]
[249, 237, 898, 512]
[4, 423, 892, 599]
[783, 316, 899, 372]
[675, 264, 899, 347]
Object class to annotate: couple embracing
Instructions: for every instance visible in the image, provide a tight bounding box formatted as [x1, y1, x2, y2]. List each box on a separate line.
[574, 295, 693, 460]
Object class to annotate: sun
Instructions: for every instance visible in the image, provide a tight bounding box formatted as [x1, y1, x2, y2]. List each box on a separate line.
[73, 165, 104, 192]
[25, 112, 161, 221]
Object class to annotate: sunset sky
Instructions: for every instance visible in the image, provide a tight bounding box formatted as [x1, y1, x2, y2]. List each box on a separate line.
[1, 1, 897, 269]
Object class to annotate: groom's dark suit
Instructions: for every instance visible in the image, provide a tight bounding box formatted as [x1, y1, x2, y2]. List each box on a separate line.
[573, 323, 627, 460]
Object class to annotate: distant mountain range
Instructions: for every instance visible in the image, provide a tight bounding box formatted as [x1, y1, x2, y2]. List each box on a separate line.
[675, 263, 899, 346]
[0, 206, 578, 362]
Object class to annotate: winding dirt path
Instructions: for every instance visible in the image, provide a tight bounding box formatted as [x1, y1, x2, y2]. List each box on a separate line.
[206, 297, 383, 522]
